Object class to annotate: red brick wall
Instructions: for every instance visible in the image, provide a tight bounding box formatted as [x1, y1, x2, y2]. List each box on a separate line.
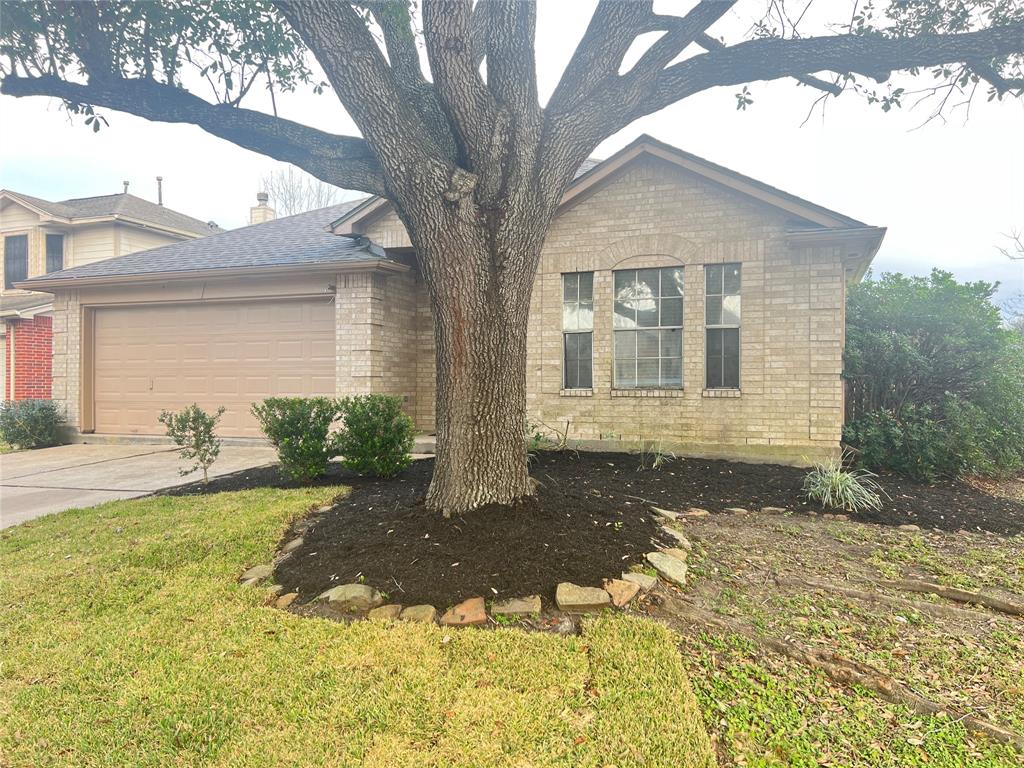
[4, 316, 53, 400]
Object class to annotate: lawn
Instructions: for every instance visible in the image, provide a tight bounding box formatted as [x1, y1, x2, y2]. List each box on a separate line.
[0, 486, 713, 768]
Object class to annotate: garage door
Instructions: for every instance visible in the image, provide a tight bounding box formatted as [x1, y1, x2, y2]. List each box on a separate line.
[93, 299, 336, 437]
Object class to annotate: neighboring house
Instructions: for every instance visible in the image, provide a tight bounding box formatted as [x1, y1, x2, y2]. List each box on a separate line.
[20, 136, 885, 464]
[1, 190, 221, 400]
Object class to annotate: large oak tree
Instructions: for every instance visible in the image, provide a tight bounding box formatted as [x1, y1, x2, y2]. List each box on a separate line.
[2, 0, 1022, 514]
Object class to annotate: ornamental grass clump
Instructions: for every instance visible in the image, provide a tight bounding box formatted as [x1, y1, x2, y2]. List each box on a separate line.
[802, 456, 885, 513]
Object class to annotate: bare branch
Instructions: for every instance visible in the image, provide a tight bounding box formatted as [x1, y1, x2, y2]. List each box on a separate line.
[625, 1, 738, 84]
[968, 58, 1024, 95]
[0, 74, 386, 195]
[695, 33, 842, 95]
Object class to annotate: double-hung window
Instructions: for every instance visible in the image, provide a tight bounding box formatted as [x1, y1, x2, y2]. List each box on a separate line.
[705, 263, 741, 389]
[562, 272, 593, 389]
[4, 235, 28, 289]
[46, 234, 65, 273]
[613, 267, 684, 388]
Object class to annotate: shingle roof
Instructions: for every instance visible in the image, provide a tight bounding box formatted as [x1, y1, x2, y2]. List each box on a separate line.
[2, 191, 222, 236]
[21, 199, 382, 285]
[0, 293, 53, 316]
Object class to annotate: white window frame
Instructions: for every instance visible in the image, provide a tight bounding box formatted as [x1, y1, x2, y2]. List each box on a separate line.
[704, 263, 741, 390]
[562, 272, 594, 390]
[612, 267, 684, 390]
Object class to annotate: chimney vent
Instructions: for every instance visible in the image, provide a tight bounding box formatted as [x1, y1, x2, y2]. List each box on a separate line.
[156, 176, 164, 205]
[250, 191, 276, 225]
[122, 180, 130, 194]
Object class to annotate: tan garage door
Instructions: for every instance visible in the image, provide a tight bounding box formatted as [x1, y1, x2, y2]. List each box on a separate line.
[93, 299, 336, 437]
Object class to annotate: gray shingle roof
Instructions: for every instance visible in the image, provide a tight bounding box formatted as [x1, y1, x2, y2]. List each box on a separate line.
[22, 200, 381, 285]
[3, 191, 221, 236]
[0, 293, 53, 316]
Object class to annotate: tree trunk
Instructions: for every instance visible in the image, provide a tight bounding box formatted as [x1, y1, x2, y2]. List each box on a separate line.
[401, 197, 549, 516]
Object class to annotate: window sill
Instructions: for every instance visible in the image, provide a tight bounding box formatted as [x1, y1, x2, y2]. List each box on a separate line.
[702, 388, 741, 398]
[611, 388, 684, 398]
[560, 388, 593, 397]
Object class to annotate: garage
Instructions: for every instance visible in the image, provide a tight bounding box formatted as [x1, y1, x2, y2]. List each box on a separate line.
[91, 298, 336, 438]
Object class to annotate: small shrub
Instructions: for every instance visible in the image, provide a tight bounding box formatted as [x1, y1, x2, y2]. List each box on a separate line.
[0, 399, 63, 449]
[158, 404, 225, 483]
[802, 455, 884, 513]
[251, 397, 342, 483]
[336, 394, 414, 478]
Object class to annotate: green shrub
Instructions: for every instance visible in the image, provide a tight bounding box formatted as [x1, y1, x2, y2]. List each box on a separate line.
[844, 270, 1024, 480]
[802, 456, 884, 513]
[336, 394, 414, 478]
[158, 404, 225, 483]
[251, 397, 342, 483]
[0, 399, 63, 449]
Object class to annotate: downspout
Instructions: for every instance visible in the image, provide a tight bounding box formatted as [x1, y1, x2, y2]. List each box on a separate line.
[7, 322, 14, 400]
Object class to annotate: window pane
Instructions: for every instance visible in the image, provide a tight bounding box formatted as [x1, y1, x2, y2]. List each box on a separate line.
[563, 273, 578, 301]
[722, 295, 741, 325]
[662, 357, 682, 387]
[614, 270, 635, 299]
[563, 302, 578, 331]
[577, 332, 592, 360]
[660, 297, 683, 327]
[613, 300, 636, 328]
[705, 264, 722, 295]
[636, 298, 658, 327]
[707, 327, 723, 357]
[636, 330, 660, 358]
[578, 272, 593, 302]
[615, 331, 636, 359]
[565, 332, 579, 359]
[663, 267, 684, 296]
[577, 301, 594, 331]
[724, 353, 740, 389]
[46, 234, 64, 274]
[637, 269, 660, 299]
[660, 329, 681, 358]
[637, 359, 660, 388]
[4, 235, 28, 288]
[706, 296, 722, 325]
[723, 264, 741, 294]
[723, 328, 740, 357]
[578, 357, 593, 389]
[615, 360, 636, 389]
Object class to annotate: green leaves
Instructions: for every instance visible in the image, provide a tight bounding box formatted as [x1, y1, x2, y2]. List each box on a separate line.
[158, 403, 225, 482]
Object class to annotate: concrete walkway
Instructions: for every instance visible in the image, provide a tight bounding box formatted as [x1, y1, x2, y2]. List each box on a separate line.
[0, 443, 278, 529]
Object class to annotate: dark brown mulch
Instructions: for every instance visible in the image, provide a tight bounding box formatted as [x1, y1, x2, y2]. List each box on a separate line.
[164, 451, 1024, 607]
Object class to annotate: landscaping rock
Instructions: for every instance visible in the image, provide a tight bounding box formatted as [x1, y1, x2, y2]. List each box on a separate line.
[646, 551, 688, 587]
[401, 605, 438, 623]
[724, 507, 749, 514]
[368, 604, 403, 621]
[239, 563, 272, 583]
[317, 583, 383, 612]
[621, 571, 657, 592]
[661, 547, 689, 562]
[275, 592, 299, 609]
[266, 584, 284, 598]
[492, 595, 542, 616]
[683, 507, 710, 518]
[603, 578, 641, 608]
[555, 582, 611, 613]
[898, 524, 921, 532]
[440, 596, 487, 626]
[761, 506, 788, 514]
[660, 527, 692, 550]
[281, 537, 304, 554]
[651, 506, 680, 521]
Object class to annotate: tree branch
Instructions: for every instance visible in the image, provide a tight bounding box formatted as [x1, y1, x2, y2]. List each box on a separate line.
[695, 32, 842, 96]
[0, 74, 387, 196]
[625, 1, 737, 84]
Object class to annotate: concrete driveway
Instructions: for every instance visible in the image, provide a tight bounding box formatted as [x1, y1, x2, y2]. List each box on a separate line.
[0, 443, 278, 529]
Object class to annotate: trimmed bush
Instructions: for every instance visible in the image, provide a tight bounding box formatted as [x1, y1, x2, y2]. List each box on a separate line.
[158, 404, 225, 483]
[251, 397, 341, 483]
[0, 399, 63, 449]
[802, 456, 884, 513]
[336, 394, 414, 478]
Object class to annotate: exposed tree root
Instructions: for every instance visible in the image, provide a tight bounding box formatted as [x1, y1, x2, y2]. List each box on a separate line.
[775, 576, 989, 623]
[658, 595, 1024, 750]
[878, 579, 1024, 616]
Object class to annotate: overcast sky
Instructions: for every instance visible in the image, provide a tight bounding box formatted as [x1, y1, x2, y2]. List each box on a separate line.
[1, 1, 1022, 306]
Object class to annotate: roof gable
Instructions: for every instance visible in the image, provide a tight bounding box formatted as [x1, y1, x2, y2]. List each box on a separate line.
[330, 134, 869, 235]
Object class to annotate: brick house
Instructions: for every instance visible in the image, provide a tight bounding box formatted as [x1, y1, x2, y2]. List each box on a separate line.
[1, 189, 221, 400]
[19, 136, 885, 464]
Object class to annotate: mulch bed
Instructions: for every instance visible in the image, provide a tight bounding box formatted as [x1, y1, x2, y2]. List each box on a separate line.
[164, 451, 1024, 607]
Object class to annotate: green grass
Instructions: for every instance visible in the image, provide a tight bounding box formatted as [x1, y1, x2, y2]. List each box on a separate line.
[0, 487, 713, 768]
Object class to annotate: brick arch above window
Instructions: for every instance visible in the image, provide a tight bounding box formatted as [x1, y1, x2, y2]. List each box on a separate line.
[598, 234, 700, 272]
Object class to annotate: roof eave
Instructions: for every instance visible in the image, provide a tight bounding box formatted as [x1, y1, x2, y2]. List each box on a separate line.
[15, 257, 409, 292]
[787, 226, 887, 283]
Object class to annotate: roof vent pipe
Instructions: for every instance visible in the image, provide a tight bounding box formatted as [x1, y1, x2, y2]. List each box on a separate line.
[122, 180, 129, 194]
[156, 176, 163, 205]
